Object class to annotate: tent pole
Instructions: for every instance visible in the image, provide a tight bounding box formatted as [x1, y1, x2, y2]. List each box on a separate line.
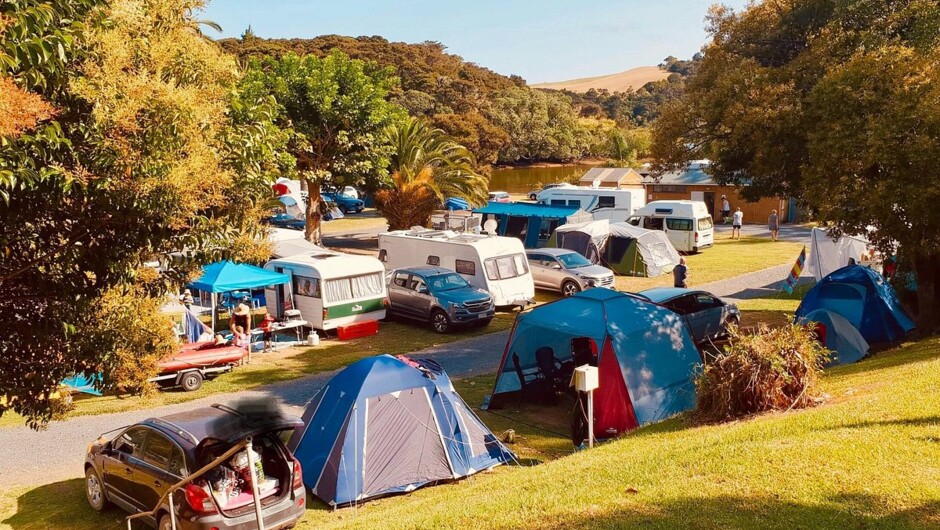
[211, 293, 216, 334]
[587, 388, 594, 448]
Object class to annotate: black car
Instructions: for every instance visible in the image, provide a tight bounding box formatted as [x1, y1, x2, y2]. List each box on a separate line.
[85, 404, 306, 530]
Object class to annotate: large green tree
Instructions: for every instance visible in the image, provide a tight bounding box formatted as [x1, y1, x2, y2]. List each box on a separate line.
[243, 52, 403, 244]
[0, 0, 283, 426]
[652, 0, 940, 329]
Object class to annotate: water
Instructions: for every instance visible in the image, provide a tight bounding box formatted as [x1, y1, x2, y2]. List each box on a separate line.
[489, 165, 593, 195]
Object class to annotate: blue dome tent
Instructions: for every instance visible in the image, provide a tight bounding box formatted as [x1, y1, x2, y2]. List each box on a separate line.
[287, 355, 513, 507]
[795, 265, 914, 344]
[798, 308, 870, 366]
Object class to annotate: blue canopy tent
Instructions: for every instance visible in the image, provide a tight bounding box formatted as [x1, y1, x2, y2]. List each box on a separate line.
[288, 355, 514, 506]
[795, 265, 915, 344]
[488, 289, 701, 441]
[188, 260, 290, 332]
[473, 202, 592, 248]
[444, 197, 469, 211]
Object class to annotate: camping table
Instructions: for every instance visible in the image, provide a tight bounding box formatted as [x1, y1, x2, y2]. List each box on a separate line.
[252, 320, 310, 351]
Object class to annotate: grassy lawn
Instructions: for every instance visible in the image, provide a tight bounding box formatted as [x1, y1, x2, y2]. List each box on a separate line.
[320, 208, 388, 234]
[5, 335, 939, 529]
[616, 236, 804, 293]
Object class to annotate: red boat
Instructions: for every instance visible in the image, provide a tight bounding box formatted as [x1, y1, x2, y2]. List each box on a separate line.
[151, 341, 247, 392]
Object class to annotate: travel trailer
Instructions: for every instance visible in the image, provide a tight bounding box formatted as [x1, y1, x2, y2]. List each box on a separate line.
[535, 186, 646, 222]
[377, 229, 535, 308]
[627, 200, 714, 253]
[264, 251, 387, 331]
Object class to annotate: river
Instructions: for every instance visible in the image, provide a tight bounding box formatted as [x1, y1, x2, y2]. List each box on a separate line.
[488, 164, 593, 195]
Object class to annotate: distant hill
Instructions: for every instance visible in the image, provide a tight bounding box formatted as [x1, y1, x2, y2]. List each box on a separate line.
[533, 66, 673, 93]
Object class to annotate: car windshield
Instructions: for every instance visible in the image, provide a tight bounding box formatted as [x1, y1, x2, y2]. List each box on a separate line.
[428, 273, 470, 291]
[557, 252, 592, 269]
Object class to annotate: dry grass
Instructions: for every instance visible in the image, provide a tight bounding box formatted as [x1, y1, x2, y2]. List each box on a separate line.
[532, 66, 672, 93]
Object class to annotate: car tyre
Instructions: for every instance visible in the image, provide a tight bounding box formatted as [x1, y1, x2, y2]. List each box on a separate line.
[179, 371, 203, 392]
[338, 205, 348, 214]
[85, 467, 110, 512]
[431, 310, 451, 334]
[561, 280, 581, 297]
[529, 193, 537, 201]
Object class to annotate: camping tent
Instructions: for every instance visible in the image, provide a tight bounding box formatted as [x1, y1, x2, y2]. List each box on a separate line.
[189, 261, 290, 331]
[795, 265, 914, 343]
[548, 220, 680, 277]
[472, 202, 593, 248]
[288, 355, 514, 507]
[488, 289, 701, 439]
[798, 308, 869, 366]
[807, 228, 871, 281]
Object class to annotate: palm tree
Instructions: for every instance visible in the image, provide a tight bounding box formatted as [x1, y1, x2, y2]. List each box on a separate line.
[376, 117, 488, 230]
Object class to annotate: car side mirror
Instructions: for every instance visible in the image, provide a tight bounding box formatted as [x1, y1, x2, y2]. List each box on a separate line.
[552, 263, 563, 270]
[417, 286, 429, 294]
[116, 443, 134, 456]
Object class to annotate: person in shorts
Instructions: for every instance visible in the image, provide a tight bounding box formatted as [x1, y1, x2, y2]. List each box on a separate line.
[260, 313, 275, 352]
[721, 195, 731, 223]
[732, 207, 743, 239]
[768, 209, 780, 241]
[673, 257, 689, 288]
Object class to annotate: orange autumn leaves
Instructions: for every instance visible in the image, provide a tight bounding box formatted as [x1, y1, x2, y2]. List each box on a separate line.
[0, 76, 54, 138]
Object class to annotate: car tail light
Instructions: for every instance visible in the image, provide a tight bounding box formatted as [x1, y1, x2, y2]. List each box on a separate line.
[694, 231, 699, 241]
[383, 297, 389, 308]
[184, 483, 217, 515]
[292, 459, 303, 490]
[322, 307, 329, 320]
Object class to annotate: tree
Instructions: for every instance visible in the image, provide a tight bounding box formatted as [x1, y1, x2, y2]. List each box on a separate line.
[243, 52, 403, 244]
[651, 0, 940, 329]
[375, 117, 487, 230]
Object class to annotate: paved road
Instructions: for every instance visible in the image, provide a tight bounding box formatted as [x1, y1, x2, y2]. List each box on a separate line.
[1, 223, 812, 489]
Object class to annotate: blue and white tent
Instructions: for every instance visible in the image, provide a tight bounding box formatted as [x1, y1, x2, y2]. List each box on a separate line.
[288, 355, 513, 507]
[798, 308, 869, 366]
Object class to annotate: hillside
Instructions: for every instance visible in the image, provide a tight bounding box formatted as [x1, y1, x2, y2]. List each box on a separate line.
[533, 65, 673, 93]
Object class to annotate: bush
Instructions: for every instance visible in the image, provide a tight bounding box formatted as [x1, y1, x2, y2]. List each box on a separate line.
[695, 324, 830, 422]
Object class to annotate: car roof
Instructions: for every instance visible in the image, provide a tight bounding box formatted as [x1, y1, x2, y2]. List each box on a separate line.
[526, 248, 577, 257]
[151, 404, 303, 445]
[393, 266, 454, 276]
[638, 287, 704, 302]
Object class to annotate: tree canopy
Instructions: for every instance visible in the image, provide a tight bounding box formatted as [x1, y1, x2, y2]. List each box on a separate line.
[651, 0, 940, 328]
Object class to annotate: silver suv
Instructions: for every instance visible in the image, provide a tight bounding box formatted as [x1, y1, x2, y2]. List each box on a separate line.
[525, 248, 615, 296]
[386, 266, 496, 333]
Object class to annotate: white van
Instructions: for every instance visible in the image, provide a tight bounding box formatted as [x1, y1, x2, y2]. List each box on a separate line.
[536, 186, 646, 222]
[377, 229, 535, 308]
[627, 200, 714, 253]
[264, 251, 387, 331]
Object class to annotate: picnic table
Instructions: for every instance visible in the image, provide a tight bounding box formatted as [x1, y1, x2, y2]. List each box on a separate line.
[251, 319, 310, 351]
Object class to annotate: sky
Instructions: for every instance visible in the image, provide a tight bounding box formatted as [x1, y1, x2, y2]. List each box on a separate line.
[201, 0, 750, 84]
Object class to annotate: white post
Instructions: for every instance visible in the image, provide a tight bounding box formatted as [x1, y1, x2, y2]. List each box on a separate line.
[210, 292, 217, 334]
[245, 436, 266, 530]
[587, 388, 595, 449]
[169, 494, 178, 530]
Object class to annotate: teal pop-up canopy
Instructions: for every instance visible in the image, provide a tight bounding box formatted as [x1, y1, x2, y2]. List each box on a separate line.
[189, 260, 289, 293]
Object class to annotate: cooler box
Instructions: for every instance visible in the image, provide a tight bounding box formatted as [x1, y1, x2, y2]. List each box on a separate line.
[337, 320, 379, 340]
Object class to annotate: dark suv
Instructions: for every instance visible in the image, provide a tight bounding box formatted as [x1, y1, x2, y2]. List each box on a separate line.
[84, 404, 306, 530]
[386, 266, 495, 333]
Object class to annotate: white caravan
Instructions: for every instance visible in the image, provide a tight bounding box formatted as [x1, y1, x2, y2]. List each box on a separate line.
[536, 186, 646, 222]
[378, 229, 535, 308]
[627, 200, 714, 253]
[264, 251, 387, 331]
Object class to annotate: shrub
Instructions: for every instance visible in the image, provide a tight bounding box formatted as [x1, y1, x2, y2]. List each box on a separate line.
[695, 324, 831, 422]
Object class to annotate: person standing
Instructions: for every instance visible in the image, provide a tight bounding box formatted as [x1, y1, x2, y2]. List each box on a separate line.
[674, 257, 689, 288]
[768, 209, 779, 241]
[732, 207, 744, 239]
[231, 303, 251, 333]
[180, 289, 194, 309]
[260, 313, 275, 352]
[721, 195, 731, 223]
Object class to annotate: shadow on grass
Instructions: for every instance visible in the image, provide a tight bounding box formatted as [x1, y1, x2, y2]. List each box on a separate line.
[3, 479, 126, 530]
[516, 492, 940, 530]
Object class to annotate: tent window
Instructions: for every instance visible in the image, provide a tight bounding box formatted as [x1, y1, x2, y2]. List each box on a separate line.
[295, 275, 321, 298]
[427, 255, 440, 266]
[666, 218, 693, 231]
[597, 196, 615, 208]
[607, 237, 632, 263]
[378, 249, 387, 262]
[538, 219, 558, 240]
[455, 259, 476, 276]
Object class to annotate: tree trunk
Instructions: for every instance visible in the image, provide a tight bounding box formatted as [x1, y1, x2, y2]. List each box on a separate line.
[303, 178, 322, 245]
[912, 251, 940, 333]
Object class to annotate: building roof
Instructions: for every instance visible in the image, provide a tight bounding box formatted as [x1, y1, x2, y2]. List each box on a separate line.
[579, 167, 644, 186]
[641, 161, 717, 186]
[473, 201, 583, 218]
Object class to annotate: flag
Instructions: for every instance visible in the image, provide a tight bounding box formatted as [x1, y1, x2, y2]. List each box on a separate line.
[782, 246, 807, 294]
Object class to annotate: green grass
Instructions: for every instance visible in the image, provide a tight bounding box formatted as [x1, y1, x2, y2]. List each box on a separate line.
[320, 208, 388, 234]
[6, 336, 940, 530]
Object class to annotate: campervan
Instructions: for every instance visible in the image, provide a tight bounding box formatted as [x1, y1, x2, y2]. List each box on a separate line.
[627, 200, 714, 253]
[377, 229, 535, 308]
[264, 251, 387, 331]
[536, 186, 645, 222]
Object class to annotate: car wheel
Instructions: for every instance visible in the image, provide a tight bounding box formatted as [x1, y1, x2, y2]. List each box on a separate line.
[431, 310, 451, 334]
[338, 205, 348, 214]
[529, 193, 537, 200]
[85, 467, 110, 512]
[179, 371, 203, 392]
[561, 280, 582, 297]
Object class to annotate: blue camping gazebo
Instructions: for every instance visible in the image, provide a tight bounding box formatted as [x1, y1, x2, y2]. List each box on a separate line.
[189, 260, 289, 331]
[473, 202, 592, 248]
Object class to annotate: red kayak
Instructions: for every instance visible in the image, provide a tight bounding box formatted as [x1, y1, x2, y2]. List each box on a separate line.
[158, 342, 247, 373]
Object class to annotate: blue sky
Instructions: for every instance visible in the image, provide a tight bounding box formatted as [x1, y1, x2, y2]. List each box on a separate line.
[202, 0, 749, 83]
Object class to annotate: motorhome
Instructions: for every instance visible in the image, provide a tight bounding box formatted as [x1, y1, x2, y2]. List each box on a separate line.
[535, 186, 645, 222]
[264, 251, 387, 331]
[627, 200, 714, 253]
[377, 229, 535, 308]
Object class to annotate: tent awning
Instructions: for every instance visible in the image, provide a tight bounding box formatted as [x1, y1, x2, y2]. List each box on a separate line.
[189, 260, 290, 293]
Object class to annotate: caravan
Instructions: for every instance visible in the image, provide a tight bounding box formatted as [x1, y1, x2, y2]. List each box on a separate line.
[535, 186, 645, 222]
[264, 251, 387, 331]
[378, 229, 535, 308]
[628, 200, 714, 253]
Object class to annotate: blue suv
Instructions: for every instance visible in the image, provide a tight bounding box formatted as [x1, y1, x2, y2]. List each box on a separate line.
[386, 266, 495, 333]
[321, 192, 364, 214]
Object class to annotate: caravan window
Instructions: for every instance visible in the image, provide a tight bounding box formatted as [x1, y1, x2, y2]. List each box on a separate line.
[597, 196, 615, 208]
[295, 275, 321, 298]
[484, 254, 529, 280]
[666, 218, 693, 231]
[567, 200, 581, 207]
[378, 249, 387, 262]
[323, 272, 384, 303]
[698, 217, 714, 230]
[455, 259, 476, 276]
[550, 199, 567, 206]
[427, 255, 440, 266]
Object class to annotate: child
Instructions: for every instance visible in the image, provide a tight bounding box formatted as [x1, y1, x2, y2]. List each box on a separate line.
[233, 325, 249, 349]
[260, 314, 275, 352]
